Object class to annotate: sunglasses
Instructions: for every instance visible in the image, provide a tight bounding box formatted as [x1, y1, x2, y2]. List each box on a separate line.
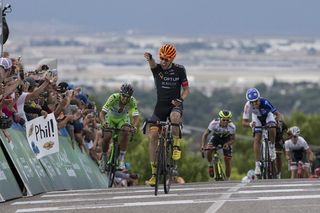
[221, 119, 230, 122]
[250, 100, 259, 104]
[160, 57, 170, 62]
[121, 94, 130, 98]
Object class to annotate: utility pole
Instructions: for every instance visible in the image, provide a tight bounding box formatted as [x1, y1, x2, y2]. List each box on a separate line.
[0, 0, 3, 56]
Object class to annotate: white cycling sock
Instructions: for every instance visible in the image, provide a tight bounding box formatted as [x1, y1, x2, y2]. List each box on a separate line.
[119, 151, 126, 162]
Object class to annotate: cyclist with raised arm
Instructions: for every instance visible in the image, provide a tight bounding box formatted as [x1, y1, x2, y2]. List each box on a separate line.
[98, 83, 139, 172]
[144, 43, 190, 186]
[201, 110, 236, 180]
[242, 88, 282, 176]
[285, 126, 312, 178]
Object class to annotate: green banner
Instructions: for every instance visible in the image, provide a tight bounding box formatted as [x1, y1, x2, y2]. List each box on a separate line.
[0, 124, 53, 196]
[0, 124, 108, 199]
[58, 134, 108, 188]
[39, 135, 90, 190]
[0, 145, 22, 202]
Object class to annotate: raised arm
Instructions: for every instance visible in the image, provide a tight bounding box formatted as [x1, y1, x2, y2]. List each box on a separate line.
[144, 52, 157, 69]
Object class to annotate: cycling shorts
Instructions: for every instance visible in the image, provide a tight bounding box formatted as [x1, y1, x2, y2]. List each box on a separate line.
[106, 114, 130, 129]
[253, 112, 276, 133]
[208, 135, 232, 158]
[290, 162, 310, 170]
[150, 101, 183, 123]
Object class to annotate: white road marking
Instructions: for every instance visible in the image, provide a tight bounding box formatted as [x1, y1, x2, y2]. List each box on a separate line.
[14, 187, 320, 206]
[18, 194, 320, 213]
[248, 183, 320, 188]
[204, 183, 245, 213]
[15, 199, 217, 212]
[40, 186, 236, 197]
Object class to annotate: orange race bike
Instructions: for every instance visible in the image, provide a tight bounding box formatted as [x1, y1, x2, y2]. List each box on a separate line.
[143, 119, 181, 196]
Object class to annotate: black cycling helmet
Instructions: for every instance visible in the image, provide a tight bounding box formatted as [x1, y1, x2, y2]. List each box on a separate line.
[218, 109, 232, 119]
[120, 83, 134, 96]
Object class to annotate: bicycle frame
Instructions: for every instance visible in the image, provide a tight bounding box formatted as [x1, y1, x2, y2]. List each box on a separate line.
[103, 126, 133, 188]
[213, 150, 226, 181]
[204, 146, 226, 181]
[259, 126, 276, 179]
[143, 119, 180, 196]
[297, 161, 304, 178]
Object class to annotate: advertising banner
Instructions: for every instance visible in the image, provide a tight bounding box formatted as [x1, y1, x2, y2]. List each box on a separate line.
[0, 146, 22, 202]
[0, 124, 53, 196]
[25, 113, 59, 159]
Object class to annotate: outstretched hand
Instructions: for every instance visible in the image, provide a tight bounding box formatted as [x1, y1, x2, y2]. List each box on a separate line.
[144, 52, 153, 61]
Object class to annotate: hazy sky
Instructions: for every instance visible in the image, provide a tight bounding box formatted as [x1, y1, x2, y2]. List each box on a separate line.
[5, 0, 320, 36]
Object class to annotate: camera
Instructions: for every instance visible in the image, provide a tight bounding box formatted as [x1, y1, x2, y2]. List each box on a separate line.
[40, 91, 49, 98]
[41, 65, 49, 71]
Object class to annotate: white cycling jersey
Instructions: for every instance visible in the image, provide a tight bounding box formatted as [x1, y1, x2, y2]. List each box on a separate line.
[207, 119, 236, 138]
[284, 136, 309, 152]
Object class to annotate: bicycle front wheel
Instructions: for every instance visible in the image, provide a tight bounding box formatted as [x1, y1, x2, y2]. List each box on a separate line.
[155, 139, 165, 196]
[107, 144, 118, 187]
[164, 141, 173, 194]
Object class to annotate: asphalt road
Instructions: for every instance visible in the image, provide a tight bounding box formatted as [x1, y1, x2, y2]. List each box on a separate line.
[2, 178, 320, 213]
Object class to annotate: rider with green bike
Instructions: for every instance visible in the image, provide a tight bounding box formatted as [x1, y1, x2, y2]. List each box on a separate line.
[201, 110, 236, 180]
[98, 83, 139, 172]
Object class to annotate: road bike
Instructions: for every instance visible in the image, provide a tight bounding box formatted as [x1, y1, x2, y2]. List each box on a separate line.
[102, 126, 134, 187]
[297, 160, 304, 178]
[202, 144, 226, 181]
[143, 119, 181, 196]
[259, 126, 277, 179]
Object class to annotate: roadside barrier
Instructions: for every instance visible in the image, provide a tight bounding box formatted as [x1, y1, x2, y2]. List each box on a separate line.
[0, 122, 108, 202]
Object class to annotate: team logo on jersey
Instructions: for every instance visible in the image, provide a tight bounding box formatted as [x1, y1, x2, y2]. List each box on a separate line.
[158, 72, 164, 80]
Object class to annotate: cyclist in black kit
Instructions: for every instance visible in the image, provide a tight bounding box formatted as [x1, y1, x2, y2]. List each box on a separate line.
[144, 43, 190, 186]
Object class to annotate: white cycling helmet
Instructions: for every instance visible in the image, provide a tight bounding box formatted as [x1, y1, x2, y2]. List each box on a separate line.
[288, 126, 300, 136]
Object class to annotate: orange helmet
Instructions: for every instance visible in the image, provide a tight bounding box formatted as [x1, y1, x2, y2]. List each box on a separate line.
[159, 44, 176, 60]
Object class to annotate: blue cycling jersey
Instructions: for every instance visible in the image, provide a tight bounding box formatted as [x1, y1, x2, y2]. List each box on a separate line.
[243, 97, 278, 119]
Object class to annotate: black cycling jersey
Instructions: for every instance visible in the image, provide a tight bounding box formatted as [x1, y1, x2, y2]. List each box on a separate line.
[275, 121, 288, 150]
[151, 63, 188, 102]
[291, 147, 307, 162]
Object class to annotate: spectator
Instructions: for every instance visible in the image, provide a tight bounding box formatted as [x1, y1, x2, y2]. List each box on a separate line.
[113, 163, 138, 187]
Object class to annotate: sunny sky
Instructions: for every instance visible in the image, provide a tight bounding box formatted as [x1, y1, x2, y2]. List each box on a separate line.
[5, 0, 320, 36]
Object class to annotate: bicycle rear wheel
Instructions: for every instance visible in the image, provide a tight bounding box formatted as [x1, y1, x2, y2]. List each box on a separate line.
[262, 140, 270, 179]
[155, 140, 165, 196]
[164, 141, 173, 194]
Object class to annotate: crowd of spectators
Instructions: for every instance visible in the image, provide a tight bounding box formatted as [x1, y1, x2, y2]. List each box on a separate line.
[0, 52, 139, 187]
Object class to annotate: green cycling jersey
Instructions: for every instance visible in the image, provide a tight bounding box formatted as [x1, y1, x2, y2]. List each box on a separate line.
[102, 93, 139, 128]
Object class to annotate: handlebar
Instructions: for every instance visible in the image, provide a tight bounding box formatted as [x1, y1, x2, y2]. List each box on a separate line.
[201, 144, 223, 158]
[142, 119, 181, 135]
[102, 125, 136, 133]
